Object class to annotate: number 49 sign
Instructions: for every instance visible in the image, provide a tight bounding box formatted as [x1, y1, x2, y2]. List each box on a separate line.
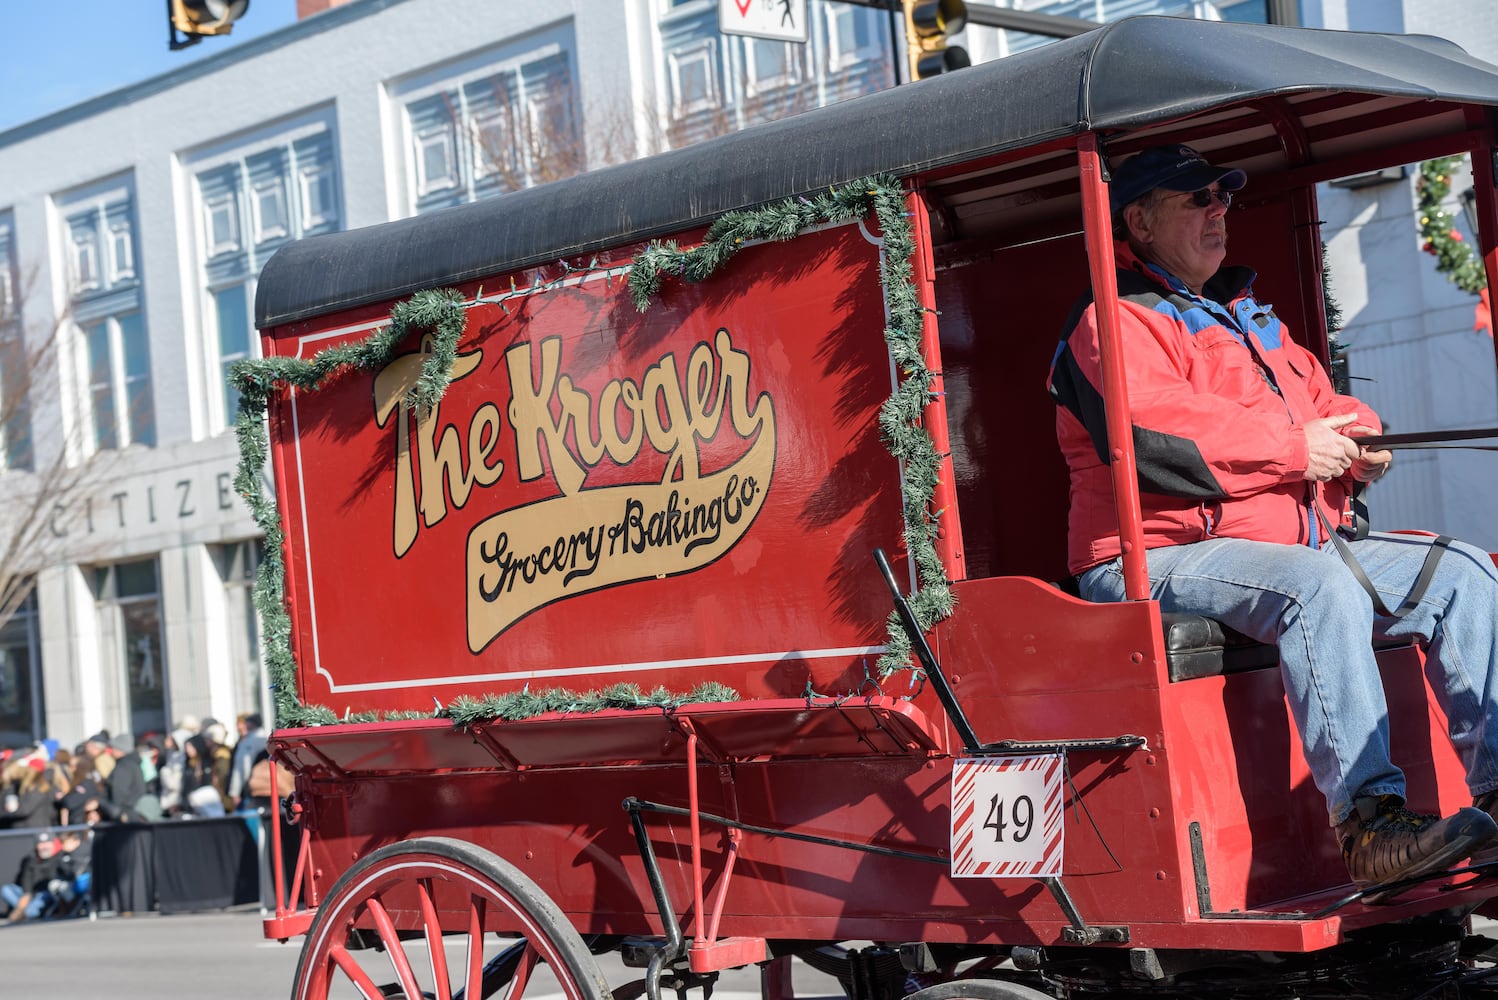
[950, 755, 1064, 878]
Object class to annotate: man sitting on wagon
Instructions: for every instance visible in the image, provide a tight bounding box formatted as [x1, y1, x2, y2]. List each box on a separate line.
[1047, 143, 1498, 890]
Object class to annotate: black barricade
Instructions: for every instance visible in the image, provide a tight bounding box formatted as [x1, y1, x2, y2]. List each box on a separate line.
[90, 822, 155, 914]
[152, 816, 259, 913]
[4, 814, 262, 916]
[0, 827, 38, 895]
[93, 815, 261, 914]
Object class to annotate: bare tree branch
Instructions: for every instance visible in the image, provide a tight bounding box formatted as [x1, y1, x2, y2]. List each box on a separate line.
[0, 267, 114, 635]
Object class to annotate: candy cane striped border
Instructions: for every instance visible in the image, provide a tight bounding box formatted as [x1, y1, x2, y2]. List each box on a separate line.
[950, 754, 1064, 877]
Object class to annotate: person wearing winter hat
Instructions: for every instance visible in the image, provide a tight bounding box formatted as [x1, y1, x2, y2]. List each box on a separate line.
[92, 733, 164, 823]
[204, 719, 229, 748]
[228, 713, 268, 811]
[157, 728, 193, 816]
[82, 731, 117, 782]
[1049, 141, 1498, 893]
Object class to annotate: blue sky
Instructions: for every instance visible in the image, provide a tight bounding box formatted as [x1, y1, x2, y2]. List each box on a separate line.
[0, 0, 302, 133]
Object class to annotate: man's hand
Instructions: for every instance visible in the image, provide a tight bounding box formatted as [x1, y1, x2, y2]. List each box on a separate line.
[8, 893, 30, 922]
[1302, 413, 1362, 481]
[1346, 423, 1393, 482]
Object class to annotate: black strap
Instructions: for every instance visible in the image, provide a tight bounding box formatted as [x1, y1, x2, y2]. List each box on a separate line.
[1314, 504, 1451, 620]
[1353, 426, 1498, 449]
[1342, 482, 1371, 541]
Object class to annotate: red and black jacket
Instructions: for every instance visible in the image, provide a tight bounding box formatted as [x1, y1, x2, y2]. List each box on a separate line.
[1047, 242, 1376, 576]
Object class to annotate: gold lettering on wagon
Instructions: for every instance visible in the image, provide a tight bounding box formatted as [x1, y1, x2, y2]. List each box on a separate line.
[372, 328, 776, 653]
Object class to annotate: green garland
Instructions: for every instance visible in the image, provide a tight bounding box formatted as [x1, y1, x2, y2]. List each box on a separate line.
[231, 288, 468, 728]
[1418, 156, 1487, 294]
[444, 682, 741, 728]
[628, 174, 953, 677]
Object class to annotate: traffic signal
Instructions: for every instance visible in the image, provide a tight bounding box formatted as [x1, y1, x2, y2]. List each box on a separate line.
[168, 0, 251, 50]
[903, 0, 970, 80]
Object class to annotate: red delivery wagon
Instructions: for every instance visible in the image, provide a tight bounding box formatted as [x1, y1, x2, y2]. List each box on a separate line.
[245, 17, 1498, 999]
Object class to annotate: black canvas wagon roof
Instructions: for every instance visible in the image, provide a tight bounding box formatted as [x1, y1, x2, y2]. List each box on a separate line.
[255, 15, 1498, 328]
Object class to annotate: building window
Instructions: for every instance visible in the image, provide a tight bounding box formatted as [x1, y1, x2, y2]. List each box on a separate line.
[188, 115, 341, 431]
[1215, 0, 1266, 20]
[58, 180, 152, 454]
[81, 311, 154, 451]
[94, 559, 166, 739]
[0, 588, 43, 749]
[746, 38, 803, 97]
[65, 194, 138, 301]
[251, 179, 289, 243]
[0, 331, 31, 471]
[214, 284, 252, 418]
[70, 226, 100, 294]
[394, 30, 581, 215]
[658, 1, 893, 145]
[205, 191, 240, 256]
[0, 214, 31, 472]
[214, 540, 266, 724]
[0, 226, 11, 320]
[827, 4, 883, 70]
[107, 213, 135, 283]
[983, 1, 1278, 55]
[414, 118, 460, 196]
[299, 161, 338, 230]
[669, 37, 720, 117]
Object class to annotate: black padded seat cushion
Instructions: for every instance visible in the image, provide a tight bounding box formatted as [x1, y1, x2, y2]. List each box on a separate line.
[1162, 613, 1415, 682]
[1162, 613, 1278, 682]
[1051, 581, 1408, 682]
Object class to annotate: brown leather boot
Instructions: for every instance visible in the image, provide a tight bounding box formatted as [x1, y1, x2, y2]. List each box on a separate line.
[1336, 795, 1496, 889]
[1469, 790, 1498, 866]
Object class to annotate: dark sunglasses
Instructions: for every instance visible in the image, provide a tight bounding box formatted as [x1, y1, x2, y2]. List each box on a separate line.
[1176, 187, 1233, 209]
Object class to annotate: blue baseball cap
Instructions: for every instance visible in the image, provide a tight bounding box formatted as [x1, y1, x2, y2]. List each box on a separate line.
[1109, 144, 1246, 215]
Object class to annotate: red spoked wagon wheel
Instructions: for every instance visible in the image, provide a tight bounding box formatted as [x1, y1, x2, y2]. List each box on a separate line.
[292, 837, 611, 1000]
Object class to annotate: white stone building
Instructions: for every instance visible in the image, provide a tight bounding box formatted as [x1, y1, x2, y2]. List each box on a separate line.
[0, 0, 1492, 749]
[0, 0, 898, 749]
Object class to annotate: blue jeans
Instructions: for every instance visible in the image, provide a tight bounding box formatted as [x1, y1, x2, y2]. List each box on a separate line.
[1079, 532, 1498, 826]
[1, 881, 50, 919]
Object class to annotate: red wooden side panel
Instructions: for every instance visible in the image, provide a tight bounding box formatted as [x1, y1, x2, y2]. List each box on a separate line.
[936, 575, 1488, 921]
[1163, 642, 1477, 912]
[260, 223, 909, 716]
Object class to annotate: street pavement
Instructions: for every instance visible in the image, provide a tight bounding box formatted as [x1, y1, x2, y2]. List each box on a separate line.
[9, 906, 1497, 1000]
[0, 906, 825, 1000]
[4, 907, 305, 999]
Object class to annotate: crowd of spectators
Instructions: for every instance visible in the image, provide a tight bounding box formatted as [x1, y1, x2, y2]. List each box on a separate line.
[0, 712, 272, 923]
[0, 713, 269, 829]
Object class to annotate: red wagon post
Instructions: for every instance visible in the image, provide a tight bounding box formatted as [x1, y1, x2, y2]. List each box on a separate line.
[244, 17, 1498, 1000]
